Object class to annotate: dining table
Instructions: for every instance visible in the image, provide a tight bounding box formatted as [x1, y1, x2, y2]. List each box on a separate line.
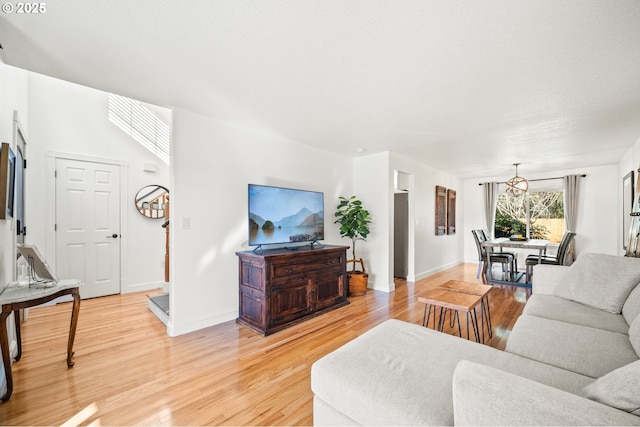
[481, 237, 550, 286]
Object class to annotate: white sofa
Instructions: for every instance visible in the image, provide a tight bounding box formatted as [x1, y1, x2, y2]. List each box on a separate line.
[311, 253, 640, 425]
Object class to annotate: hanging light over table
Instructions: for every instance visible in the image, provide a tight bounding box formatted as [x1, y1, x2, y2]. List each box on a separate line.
[505, 163, 528, 196]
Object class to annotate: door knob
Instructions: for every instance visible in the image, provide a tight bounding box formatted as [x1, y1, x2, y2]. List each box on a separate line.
[107, 233, 119, 238]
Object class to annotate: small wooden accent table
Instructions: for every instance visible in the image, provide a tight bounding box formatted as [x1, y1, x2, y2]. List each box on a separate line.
[0, 279, 81, 402]
[418, 288, 483, 342]
[437, 280, 493, 342]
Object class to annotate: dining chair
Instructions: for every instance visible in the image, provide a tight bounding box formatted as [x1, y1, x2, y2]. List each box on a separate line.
[480, 229, 518, 276]
[525, 230, 576, 283]
[472, 229, 514, 283]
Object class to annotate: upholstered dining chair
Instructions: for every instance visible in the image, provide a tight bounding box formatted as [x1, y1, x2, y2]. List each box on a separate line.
[472, 229, 514, 284]
[525, 230, 576, 283]
[480, 229, 518, 276]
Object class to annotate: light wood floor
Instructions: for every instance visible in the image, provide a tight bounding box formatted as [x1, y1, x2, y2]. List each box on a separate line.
[0, 263, 530, 426]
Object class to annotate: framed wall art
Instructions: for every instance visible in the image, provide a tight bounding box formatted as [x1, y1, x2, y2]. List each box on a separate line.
[435, 185, 446, 235]
[446, 189, 456, 235]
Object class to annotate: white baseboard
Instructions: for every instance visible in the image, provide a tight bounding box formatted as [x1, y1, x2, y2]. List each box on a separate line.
[415, 259, 464, 282]
[166, 310, 237, 337]
[370, 284, 390, 292]
[122, 280, 164, 294]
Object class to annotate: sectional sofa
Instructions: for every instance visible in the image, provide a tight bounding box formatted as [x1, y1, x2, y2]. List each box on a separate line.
[311, 253, 640, 425]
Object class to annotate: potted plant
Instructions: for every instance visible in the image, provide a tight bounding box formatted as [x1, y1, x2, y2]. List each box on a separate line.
[335, 195, 372, 296]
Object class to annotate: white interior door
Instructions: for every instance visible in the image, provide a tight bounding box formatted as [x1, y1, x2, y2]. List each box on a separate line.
[56, 158, 121, 299]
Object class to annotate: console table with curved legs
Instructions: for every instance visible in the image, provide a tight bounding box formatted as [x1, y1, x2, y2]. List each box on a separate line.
[0, 279, 81, 402]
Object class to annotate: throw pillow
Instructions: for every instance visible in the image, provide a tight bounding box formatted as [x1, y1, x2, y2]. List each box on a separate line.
[555, 253, 640, 314]
[582, 359, 640, 415]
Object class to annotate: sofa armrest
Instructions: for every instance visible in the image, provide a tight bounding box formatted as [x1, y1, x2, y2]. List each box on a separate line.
[531, 264, 570, 295]
[452, 360, 640, 426]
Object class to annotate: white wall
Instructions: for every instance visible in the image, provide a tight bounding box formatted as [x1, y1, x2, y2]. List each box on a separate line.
[168, 108, 353, 336]
[463, 164, 620, 263]
[26, 73, 170, 293]
[390, 153, 463, 280]
[0, 59, 28, 398]
[353, 152, 392, 291]
[351, 151, 463, 292]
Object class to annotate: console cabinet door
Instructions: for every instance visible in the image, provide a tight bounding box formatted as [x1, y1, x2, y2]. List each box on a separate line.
[239, 286, 265, 328]
[237, 258, 266, 330]
[270, 281, 311, 326]
[312, 269, 345, 311]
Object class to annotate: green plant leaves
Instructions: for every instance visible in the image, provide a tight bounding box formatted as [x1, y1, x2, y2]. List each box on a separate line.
[334, 195, 371, 240]
[334, 195, 371, 261]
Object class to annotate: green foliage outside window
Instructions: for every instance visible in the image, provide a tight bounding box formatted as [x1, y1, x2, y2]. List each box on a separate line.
[494, 211, 548, 239]
[494, 191, 564, 240]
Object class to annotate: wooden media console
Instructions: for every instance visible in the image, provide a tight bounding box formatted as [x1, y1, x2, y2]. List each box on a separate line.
[236, 245, 349, 336]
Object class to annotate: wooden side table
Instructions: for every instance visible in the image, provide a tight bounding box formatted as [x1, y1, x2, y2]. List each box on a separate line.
[437, 280, 493, 341]
[418, 288, 483, 343]
[0, 279, 81, 402]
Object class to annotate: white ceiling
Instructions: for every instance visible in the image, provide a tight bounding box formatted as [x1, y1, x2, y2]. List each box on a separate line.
[1, 0, 640, 178]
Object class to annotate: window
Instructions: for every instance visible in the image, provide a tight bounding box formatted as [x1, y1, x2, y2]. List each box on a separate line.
[108, 94, 170, 164]
[495, 186, 565, 244]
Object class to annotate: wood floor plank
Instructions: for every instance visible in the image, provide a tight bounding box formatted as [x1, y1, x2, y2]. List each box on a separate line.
[0, 263, 529, 426]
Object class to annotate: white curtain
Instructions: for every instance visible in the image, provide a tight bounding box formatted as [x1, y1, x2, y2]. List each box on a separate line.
[563, 175, 581, 264]
[483, 182, 499, 238]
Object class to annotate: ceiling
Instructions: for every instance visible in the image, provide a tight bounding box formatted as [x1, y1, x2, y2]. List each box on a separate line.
[1, 0, 640, 178]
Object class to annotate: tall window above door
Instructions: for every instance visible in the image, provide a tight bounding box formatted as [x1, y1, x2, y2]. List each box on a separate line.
[495, 185, 565, 244]
[108, 94, 170, 164]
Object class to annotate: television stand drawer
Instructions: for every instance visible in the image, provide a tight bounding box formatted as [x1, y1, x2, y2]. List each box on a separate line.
[272, 254, 344, 278]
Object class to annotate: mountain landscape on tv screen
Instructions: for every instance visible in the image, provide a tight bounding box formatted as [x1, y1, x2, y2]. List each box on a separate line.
[249, 207, 324, 244]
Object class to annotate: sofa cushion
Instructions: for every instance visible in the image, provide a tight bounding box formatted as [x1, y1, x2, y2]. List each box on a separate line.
[582, 359, 640, 416]
[631, 314, 640, 357]
[554, 253, 640, 314]
[311, 319, 593, 426]
[505, 315, 639, 378]
[523, 294, 629, 334]
[454, 361, 640, 426]
[624, 283, 640, 325]
[531, 264, 569, 295]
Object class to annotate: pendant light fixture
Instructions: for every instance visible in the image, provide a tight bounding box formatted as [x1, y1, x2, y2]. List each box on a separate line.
[505, 163, 528, 196]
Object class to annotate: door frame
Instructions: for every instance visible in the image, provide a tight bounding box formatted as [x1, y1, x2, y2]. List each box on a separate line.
[393, 170, 415, 283]
[45, 152, 129, 292]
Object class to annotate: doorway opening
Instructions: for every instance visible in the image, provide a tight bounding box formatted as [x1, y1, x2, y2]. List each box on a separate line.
[393, 170, 414, 281]
[394, 192, 408, 279]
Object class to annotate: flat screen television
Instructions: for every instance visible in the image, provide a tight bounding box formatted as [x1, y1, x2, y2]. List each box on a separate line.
[248, 184, 324, 247]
